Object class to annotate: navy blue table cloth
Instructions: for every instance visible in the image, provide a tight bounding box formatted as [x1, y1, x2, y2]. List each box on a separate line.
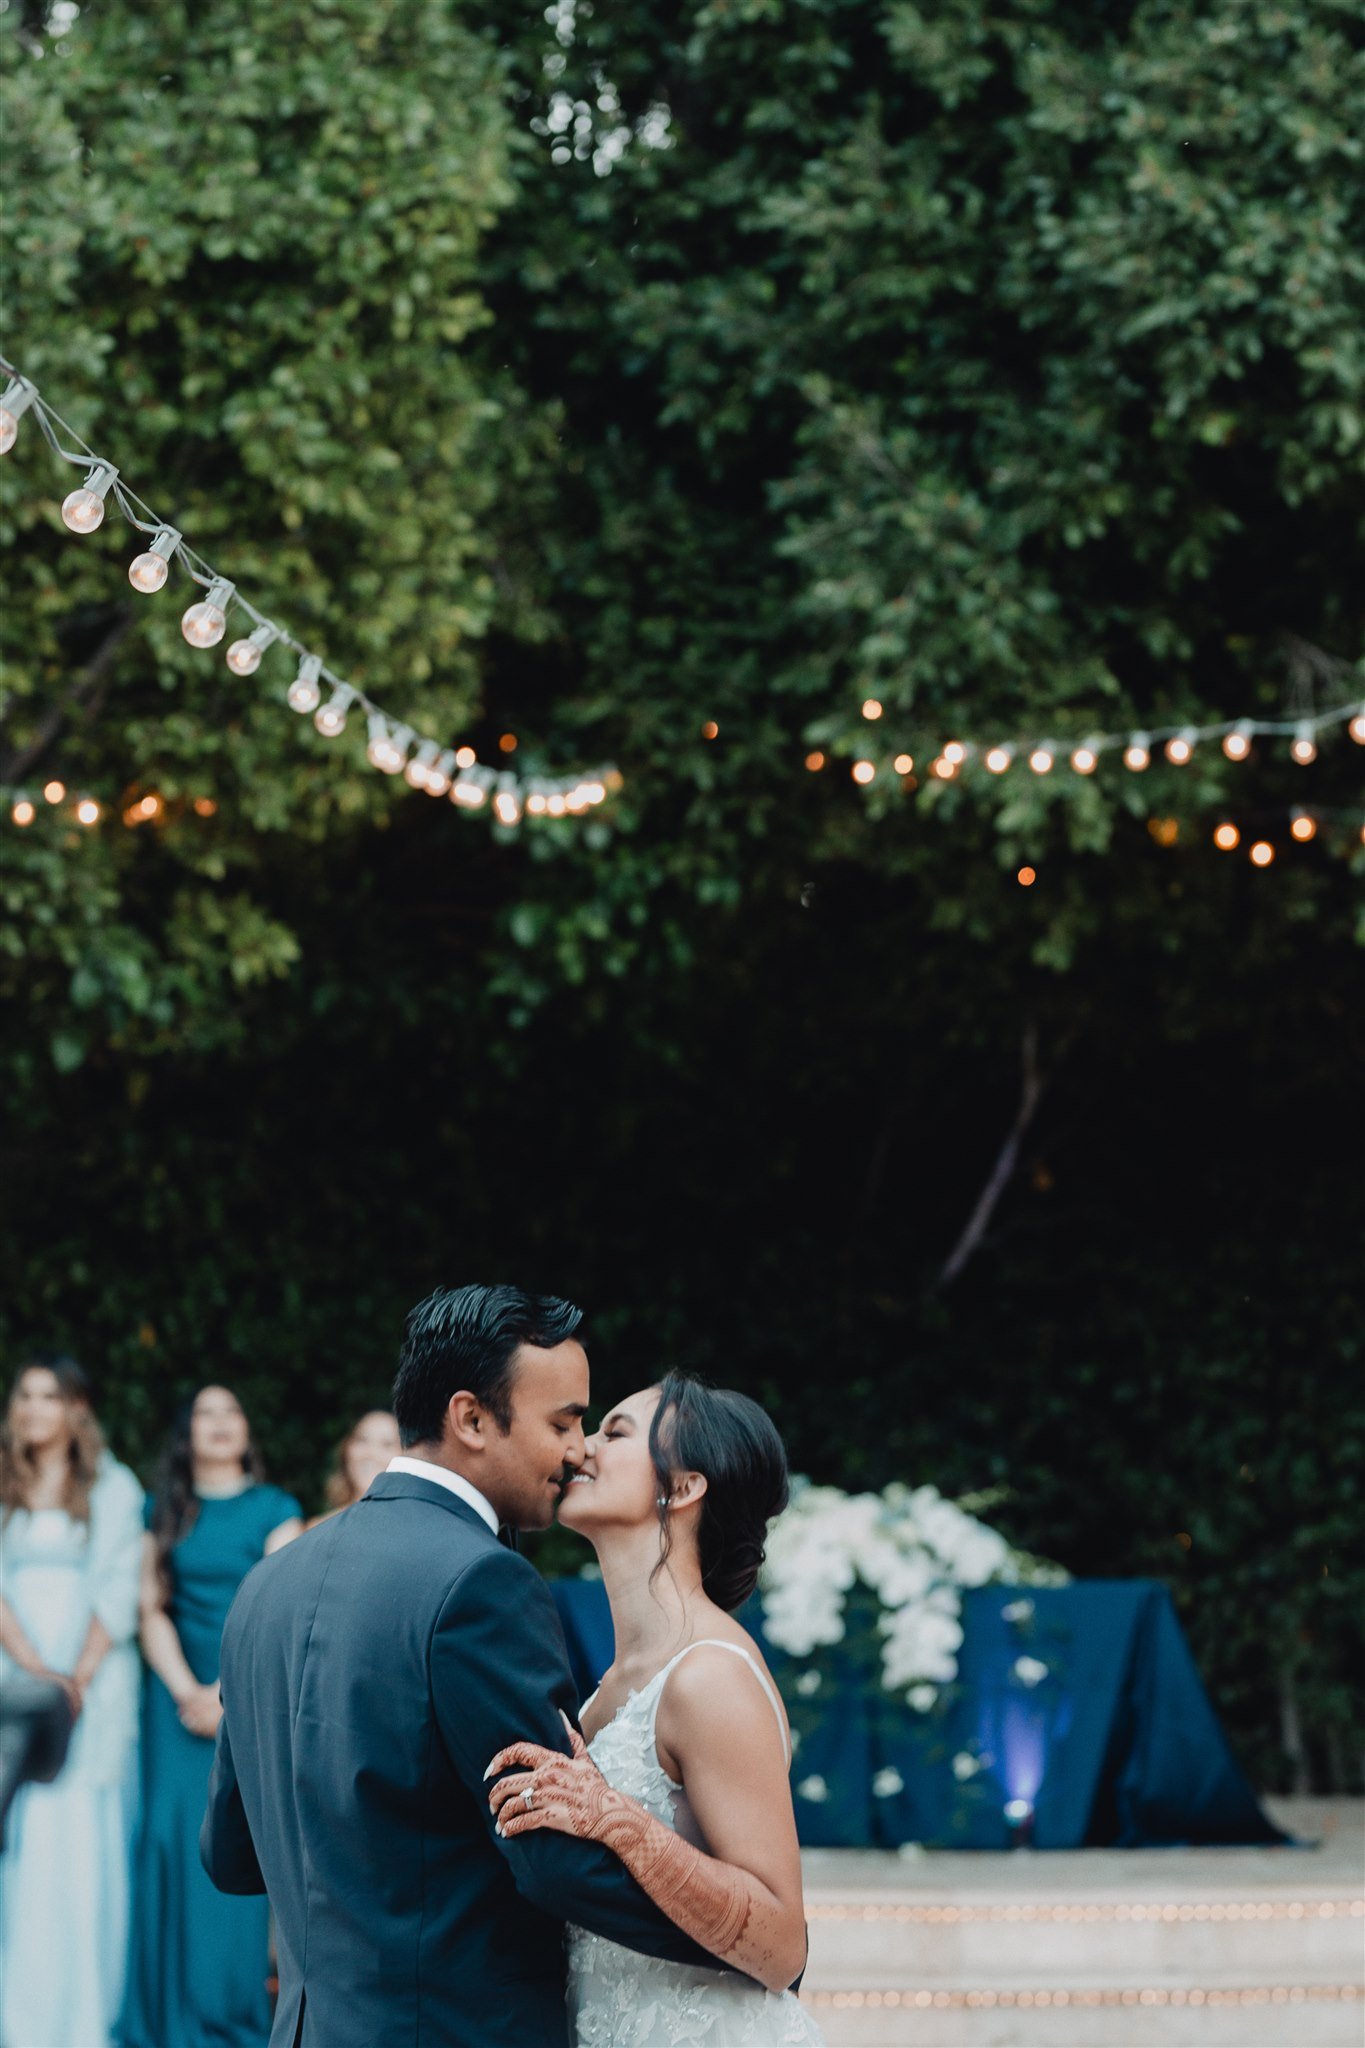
[550, 1578, 1284, 1851]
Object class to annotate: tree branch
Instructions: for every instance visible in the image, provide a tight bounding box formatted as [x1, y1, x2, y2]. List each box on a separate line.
[0, 610, 136, 785]
[936, 1023, 1048, 1290]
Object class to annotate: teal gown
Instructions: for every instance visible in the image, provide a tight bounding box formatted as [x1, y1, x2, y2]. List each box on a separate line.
[121, 1482, 300, 2048]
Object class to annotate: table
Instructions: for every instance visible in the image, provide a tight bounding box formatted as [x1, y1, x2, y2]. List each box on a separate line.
[550, 1578, 1285, 1850]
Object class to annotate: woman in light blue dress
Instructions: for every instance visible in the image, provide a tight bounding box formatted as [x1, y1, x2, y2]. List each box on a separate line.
[121, 1385, 301, 2048]
[0, 1355, 144, 2048]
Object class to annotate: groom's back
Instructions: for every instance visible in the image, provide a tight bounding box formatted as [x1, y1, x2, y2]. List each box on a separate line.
[219, 1476, 572, 2048]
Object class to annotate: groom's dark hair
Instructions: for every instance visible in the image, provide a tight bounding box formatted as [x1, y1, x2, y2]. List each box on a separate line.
[392, 1283, 585, 1444]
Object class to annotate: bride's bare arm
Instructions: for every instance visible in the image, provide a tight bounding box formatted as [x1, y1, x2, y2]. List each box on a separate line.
[488, 1650, 808, 1993]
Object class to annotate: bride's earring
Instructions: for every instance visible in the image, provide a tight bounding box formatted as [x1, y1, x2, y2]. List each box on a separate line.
[656, 1495, 669, 1509]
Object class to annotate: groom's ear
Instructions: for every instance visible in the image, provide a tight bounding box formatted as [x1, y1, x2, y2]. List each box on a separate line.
[445, 1391, 486, 1453]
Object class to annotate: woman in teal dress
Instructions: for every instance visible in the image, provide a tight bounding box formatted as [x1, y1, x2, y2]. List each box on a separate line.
[122, 1386, 301, 2048]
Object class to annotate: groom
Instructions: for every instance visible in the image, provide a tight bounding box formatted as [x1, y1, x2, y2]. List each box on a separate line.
[202, 1284, 727, 2048]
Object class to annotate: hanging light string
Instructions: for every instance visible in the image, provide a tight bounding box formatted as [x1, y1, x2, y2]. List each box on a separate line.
[0, 358, 618, 826]
[839, 697, 1365, 785]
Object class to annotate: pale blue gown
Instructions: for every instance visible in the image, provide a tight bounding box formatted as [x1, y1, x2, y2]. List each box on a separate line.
[0, 1453, 144, 2048]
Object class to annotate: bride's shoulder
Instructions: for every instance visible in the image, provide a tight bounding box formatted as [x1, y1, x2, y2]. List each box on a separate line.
[656, 1632, 789, 1752]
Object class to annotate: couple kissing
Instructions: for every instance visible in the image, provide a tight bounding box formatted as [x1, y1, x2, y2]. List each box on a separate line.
[203, 1282, 826, 2048]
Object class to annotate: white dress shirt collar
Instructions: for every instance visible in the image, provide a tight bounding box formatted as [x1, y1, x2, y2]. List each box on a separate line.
[385, 1455, 500, 1537]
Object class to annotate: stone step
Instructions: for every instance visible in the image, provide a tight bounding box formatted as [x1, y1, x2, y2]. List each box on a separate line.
[793, 1800, 1364, 2048]
[804, 1890, 1363, 1984]
[796, 1983, 1361, 2047]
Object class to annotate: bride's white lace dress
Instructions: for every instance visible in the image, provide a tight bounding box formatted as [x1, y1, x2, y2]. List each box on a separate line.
[566, 1641, 827, 2047]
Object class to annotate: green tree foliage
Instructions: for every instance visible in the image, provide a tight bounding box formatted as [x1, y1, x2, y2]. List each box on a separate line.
[2, 0, 1362, 1791]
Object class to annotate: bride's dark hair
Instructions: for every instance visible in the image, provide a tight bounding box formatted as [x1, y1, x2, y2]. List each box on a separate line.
[647, 1373, 790, 1612]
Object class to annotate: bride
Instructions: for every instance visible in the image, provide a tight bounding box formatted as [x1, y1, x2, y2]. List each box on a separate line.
[487, 1372, 826, 2047]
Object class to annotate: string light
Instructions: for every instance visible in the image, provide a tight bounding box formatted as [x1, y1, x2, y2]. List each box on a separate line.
[1124, 736, 1151, 771]
[493, 777, 522, 826]
[226, 622, 279, 677]
[1351, 710, 1365, 745]
[75, 798, 100, 826]
[1028, 747, 1054, 775]
[943, 742, 966, 766]
[0, 374, 37, 454]
[1250, 841, 1275, 867]
[894, 753, 914, 775]
[12, 799, 35, 826]
[1213, 823, 1240, 851]
[404, 740, 443, 792]
[1071, 744, 1099, 774]
[61, 462, 117, 534]
[1165, 730, 1195, 764]
[452, 777, 488, 808]
[1291, 813, 1317, 842]
[128, 526, 181, 594]
[700, 721, 718, 741]
[862, 699, 883, 721]
[1223, 722, 1253, 761]
[182, 577, 234, 649]
[366, 714, 407, 775]
[805, 750, 825, 772]
[1291, 723, 1317, 765]
[932, 756, 957, 780]
[44, 780, 66, 804]
[287, 655, 323, 716]
[852, 760, 876, 785]
[1017, 866, 1037, 887]
[0, 355, 617, 832]
[985, 746, 1012, 774]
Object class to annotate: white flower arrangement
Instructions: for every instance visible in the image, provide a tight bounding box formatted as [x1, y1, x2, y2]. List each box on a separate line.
[759, 1479, 1066, 1707]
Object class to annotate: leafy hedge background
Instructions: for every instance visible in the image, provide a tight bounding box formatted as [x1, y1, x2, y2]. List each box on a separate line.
[2, 0, 1362, 1794]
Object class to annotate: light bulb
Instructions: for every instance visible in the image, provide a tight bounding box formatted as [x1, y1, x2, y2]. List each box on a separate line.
[11, 799, 35, 826]
[425, 751, 456, 798]
[931, 756, 957, 779]
[76, 798, 100, 826]
[61, 462, 117, 534]
[1249, 840, 1274, 867]
[862, 699, 883, 721]
[1213, 823, 1239, 851]
[1124, 736, 1151, 771]
[226, 623, 279, 677]
[1290, 813, 1316, 842]
[287, 656, 323, 715]
[943, 742, 966, 765]
[1017, 866, 1037, 888]
[547, 792, 567, 816]
[493, 781, 522, 826]
[452, 779, 487, 808]
[985, 746, 1012, 774]
[1071, 744, 1098, 774]
[1029, 747, 1054, 774]
[852, 760, 875, 785]
[404, 742, 442, 791]
[893, 753, 914, 775]
[0, 377, 36, 455]
[525, 791, 548, 815]
[128, 526, 181, 593]
[455, 746, 476, 768]
[366, 715, 407, 774]
[1165, 732, 1195, 764]
[1223, 723, 1253, 761]
[584, 780, 607, 804]
[700, 721, 719, 740]
[182, 578, 234, 649]
[1291, 723, 1317, 765]
[1349, 710, 1365, 745]
[44, 780, 66, 804]
[805, 750, 825, 772]
[314, 690, 349, 738]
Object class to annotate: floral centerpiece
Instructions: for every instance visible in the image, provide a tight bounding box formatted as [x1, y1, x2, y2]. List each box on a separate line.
[759, 1479, 1067, 1712]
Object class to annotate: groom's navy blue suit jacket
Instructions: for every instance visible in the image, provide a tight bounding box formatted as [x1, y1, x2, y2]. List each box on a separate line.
[202, 1471, 724, 2048]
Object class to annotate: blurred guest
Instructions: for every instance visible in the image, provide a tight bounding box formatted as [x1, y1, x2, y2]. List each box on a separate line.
[305, 1407, 400, 1529]
[122, 1386, 301, 2048]
[0, 1355, 143, 2048]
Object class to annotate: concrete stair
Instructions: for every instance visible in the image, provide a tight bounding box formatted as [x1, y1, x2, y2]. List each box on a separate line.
[796, 1800, 1364, 2047]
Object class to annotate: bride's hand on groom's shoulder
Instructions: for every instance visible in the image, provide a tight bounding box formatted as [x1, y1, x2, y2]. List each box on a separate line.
[485, 1728, 626, 1845]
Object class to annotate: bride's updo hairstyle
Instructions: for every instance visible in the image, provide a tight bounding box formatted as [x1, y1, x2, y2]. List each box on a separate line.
[647, 1372, 790, 1612]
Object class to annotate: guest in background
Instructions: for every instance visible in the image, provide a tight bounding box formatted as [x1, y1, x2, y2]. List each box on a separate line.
[122, 1386, 301, 2048]
[0, 1355, 143, 2048]
[305, 1407, 401, 1529]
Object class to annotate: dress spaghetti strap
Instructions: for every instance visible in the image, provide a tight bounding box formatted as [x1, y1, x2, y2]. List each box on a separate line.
[649, 1638, 792, 1766]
